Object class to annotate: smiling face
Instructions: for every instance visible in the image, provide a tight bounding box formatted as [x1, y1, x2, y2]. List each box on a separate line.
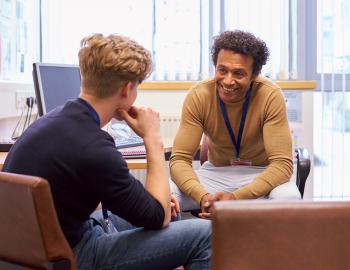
[215, 49, 256, 103]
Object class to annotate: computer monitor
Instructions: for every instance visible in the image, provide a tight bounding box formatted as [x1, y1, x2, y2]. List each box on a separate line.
[32, 62, 145, 151]
[32, 63, 81, 116]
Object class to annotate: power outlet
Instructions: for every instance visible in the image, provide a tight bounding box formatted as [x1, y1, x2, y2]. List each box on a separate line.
[15, 91, 35, 109]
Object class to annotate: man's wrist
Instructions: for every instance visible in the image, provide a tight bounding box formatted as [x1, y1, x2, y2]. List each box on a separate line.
[143, 134, 163, 146]
[200, 193, 210, 207]
[230, 192, 237, 200]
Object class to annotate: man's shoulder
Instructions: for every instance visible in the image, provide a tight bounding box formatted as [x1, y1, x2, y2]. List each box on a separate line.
[254, 76, 281, 92]
[186, 78, 216, 102]
[190, 78, 215, 92]
[253, 76, 284, 100]
[182, 79, 216, 113]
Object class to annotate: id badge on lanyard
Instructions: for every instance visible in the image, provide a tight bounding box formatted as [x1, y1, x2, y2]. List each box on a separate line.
[231, 158, 252, 166]
[219, 83, 253, 167]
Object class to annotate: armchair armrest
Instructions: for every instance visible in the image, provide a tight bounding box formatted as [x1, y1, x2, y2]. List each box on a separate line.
[212, 200, 350, 270]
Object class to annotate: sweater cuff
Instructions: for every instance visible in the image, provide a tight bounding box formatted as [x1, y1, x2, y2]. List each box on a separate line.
[192, 188, 210, 205]
[232, 186, 257, 200]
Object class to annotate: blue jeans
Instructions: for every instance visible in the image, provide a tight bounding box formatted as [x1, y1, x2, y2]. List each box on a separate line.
[73, 210, 211, 270]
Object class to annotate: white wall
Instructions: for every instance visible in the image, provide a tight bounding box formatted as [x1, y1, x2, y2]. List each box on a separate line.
[0, 82, 35, 139]
[0, 81, 34, 118]
[134, 90, 187, 115]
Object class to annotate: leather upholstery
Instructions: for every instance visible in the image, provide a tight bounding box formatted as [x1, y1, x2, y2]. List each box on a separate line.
[212, 200, 350, 270]
[0, 172, 77, 270]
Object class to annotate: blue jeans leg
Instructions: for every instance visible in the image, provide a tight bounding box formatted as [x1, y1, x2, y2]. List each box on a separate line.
[73, 214, 211, 270]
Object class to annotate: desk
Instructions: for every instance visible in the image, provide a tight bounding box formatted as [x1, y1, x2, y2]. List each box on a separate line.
[0, 141, 173, 171]
[0, 152, 164, 170]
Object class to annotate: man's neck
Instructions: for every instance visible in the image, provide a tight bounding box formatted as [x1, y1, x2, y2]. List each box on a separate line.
[79, 92, 115, 127]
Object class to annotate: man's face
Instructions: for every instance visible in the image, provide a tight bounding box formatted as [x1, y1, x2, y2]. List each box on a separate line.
[215, 49, 256, 103]
[124, 81, 138, 110]
[113, 81, 139, 120]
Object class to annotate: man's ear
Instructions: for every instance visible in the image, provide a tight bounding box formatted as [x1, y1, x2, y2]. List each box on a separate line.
[120, 81, 133, 98]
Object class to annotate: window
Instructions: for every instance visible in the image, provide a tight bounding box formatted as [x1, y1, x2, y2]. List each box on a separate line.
[308, 0, 350, 199]
[317, 0, 350, 74]
[41, 0, 291, 81]
[0, 0, 38, 82]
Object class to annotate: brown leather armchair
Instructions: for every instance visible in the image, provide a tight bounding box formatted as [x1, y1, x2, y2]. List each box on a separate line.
[212, 200, 350, 270]
[0, 172, 77, 270]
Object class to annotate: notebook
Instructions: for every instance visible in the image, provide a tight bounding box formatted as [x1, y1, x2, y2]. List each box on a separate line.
[119, 145, 146, 159]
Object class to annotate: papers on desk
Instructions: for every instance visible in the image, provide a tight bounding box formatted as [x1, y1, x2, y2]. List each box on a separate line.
[108, 120, 144, 150]
[119, 146, 146, 159]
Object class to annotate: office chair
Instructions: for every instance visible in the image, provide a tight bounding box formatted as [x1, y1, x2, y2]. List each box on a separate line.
[199, 135, 311, 197]
[212, 200, 350, 270]
[295, 147, 311, 198]
[0, 172, 77, 270]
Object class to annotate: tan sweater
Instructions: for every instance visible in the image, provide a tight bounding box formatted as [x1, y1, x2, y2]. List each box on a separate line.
[169, 76, 293, 204]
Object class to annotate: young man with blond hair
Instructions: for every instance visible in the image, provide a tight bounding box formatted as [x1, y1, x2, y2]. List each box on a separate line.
[3, 34, 211, 269]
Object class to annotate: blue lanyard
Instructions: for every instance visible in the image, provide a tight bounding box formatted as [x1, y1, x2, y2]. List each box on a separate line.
[78, 98, 109, 219]
[218, 82, 253, 160]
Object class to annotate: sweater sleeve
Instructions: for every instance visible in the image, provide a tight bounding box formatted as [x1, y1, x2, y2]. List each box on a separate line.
[169, 90, 209, 204]
[84, 140, 165, 229]
[232, 89, 294, 199]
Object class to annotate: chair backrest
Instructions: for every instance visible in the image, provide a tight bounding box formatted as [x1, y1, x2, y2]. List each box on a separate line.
[0, 172, 77, 270]
[199, 135, 311, 197]
[212, 200, 350, 270]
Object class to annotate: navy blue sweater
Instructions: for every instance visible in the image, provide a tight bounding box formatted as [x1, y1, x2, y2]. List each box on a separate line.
[3, 98, 164, 247]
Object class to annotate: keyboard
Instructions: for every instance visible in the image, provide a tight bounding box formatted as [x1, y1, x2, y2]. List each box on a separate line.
[115, 135, 144, 149]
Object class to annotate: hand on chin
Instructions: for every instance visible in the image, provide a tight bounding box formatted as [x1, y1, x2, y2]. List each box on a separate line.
[113, 107, 136, 121]
[113, 111, 124, 121]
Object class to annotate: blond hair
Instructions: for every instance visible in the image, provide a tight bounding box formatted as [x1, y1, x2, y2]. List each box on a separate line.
[78, 33, 152, 98]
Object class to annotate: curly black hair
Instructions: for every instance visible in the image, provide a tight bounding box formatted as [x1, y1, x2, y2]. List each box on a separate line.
[211, 30, 270, 76]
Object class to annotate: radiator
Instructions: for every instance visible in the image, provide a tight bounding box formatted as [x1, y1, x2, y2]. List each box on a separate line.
[159, 114, 181, 139]
[130, 114, 181, 183]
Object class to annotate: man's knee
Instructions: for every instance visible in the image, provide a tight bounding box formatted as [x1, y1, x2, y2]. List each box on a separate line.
[268, 181, 301, 199]
[176, 219, 211, 240]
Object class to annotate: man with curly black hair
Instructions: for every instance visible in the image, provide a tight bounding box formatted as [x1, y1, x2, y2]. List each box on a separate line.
[170, 30, 300, 217]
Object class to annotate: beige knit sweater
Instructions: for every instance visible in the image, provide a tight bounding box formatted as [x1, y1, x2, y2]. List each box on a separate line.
[170, 76, 293, 204]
